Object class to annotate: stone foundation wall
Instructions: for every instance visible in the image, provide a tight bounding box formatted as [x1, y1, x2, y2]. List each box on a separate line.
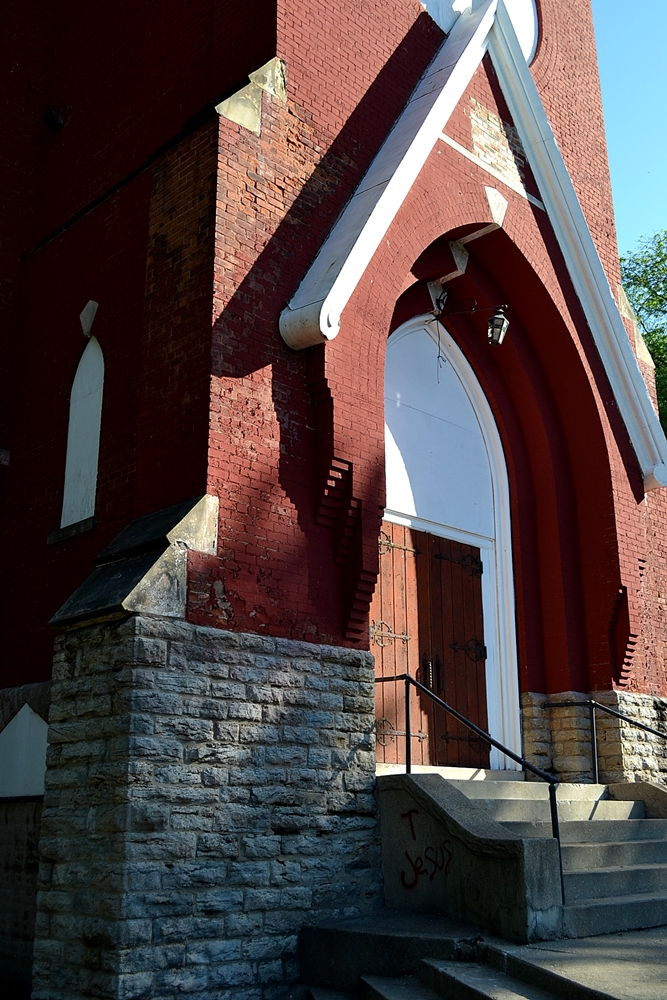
[32, 616, 382, 1000]
[595, 691, 667, 783]
[521, 690, 667, 784]
[0, 797, 43, 999]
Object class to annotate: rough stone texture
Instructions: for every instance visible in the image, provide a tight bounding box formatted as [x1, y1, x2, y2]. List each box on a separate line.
[0, 797, 42, 999]
[32, 615, 382, 1000]
[521, 690, 667, 784]
[520, 693, 553, 780]
[595, 691, 667, 784]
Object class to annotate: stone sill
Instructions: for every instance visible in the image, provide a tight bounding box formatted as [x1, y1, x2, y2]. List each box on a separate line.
[47, 516, 96, 546]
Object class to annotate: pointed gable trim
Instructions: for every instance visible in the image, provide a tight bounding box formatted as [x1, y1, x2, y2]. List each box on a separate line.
[279, 0, 667, 491]
[279, 0, 498, 351]
[489, 2, 667, 489]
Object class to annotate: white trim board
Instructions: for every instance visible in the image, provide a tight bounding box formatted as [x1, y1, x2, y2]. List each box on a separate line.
[487, 4, 667, 489]
[439, 132, 545, 210]
[386, 316, 522, 769]
[279, 0, 667, 491]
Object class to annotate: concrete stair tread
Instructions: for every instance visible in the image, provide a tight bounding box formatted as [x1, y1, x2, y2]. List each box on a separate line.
[563, 890, 667, 936]
[309, 989, 351, 1000]
[300, 910, 482, 991]
[567, 888, 667, 908]
[485, 800, 645, 822]
[420, 959, 557, 1000]
[446, 780, 610, 802]
[361, 973, 442, 1000]
[566, 861, 667, 875]
[500, 818, 667, 841]
[561, 839, 667, 870]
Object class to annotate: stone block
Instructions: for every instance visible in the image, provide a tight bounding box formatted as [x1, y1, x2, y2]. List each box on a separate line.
[34, 618, 382, 1000]
[206, 961, 255, 988]
[186, 938, 243, 964]
[195, 888, 244, 914]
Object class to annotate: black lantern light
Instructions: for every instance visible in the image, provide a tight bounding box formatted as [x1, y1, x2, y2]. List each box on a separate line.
[487, 305, 509, 346]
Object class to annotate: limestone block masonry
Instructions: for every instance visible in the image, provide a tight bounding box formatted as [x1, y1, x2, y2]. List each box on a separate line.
[521, 691, 667, 784]
[31, 616, 383, 1000]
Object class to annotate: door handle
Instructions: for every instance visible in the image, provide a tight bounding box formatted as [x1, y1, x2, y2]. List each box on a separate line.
[422, 652, 433, 689]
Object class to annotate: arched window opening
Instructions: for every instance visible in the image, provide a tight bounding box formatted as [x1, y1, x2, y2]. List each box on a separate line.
[60, 337, 104, 528]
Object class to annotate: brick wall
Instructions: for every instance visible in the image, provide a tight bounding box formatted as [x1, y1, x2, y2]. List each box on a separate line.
[4, 0, 667, 701]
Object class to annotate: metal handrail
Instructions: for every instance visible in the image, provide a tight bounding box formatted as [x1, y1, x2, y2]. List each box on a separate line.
[376, 672, 565, 904]
[545, 698, 667, 785]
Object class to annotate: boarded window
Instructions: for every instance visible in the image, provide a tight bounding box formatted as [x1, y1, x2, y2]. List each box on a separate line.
[60, 337, 104, 528]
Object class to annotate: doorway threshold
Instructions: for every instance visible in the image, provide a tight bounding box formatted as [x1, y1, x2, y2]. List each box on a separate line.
[375, 763, 525, 780]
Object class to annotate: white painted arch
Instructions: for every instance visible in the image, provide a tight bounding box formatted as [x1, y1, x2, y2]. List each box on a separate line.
[384, 315, 521, 768]
[423, 0, 538, 62]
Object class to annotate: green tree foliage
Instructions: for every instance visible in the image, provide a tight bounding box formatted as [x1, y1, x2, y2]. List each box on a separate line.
[620, 230, 667, 431]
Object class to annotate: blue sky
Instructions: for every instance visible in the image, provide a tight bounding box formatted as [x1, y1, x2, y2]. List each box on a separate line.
[591, 0, 667, 258]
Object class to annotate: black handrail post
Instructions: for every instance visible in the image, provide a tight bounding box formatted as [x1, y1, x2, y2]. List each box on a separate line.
[376, 672, 566, 904]
[590, 701, 599, 784]
[548, 782, 566, 905]
[405, 675, 412, 774]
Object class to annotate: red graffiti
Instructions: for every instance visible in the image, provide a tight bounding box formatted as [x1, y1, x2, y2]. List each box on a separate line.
[400, 839, 453, 889]
[400, 809, 419, 841]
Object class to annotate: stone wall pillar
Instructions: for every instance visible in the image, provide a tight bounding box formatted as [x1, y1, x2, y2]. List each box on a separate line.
[521, 690, 667, 784]
[32, 616, 382, 1000]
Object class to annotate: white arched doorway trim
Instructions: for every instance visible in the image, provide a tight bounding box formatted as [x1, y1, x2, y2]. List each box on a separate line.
[384, 315, 521, 769]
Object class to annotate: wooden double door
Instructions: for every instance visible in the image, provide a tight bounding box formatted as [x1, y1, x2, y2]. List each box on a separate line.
[372, 520, 490, 768]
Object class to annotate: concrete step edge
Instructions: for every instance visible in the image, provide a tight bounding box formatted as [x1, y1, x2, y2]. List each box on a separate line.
[565, 861, 667, 876]
[308, 989, 351, 1000]
[563, 892, 667, 937]
[420, 958, 558, 1000]
[484, 947, 618, 1000]
[361, 973, 441, 1000]
[565, 889, 667, 909]
[562, 838, 667, 849]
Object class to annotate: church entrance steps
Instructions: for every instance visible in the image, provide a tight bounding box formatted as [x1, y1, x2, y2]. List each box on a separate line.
[301, 915, 667, 1000]
[376, 773, 667, 941]
[300, 910, 482, 993]
[450, 778, 667, 937]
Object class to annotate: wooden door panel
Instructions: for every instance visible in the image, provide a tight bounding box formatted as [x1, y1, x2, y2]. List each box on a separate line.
[371, 522, 429, 766]
[372, 520, 490, 769]
[429, 537, 489, 768]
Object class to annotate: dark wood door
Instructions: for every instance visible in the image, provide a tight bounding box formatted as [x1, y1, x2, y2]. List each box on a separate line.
[371, 520, 489, 768]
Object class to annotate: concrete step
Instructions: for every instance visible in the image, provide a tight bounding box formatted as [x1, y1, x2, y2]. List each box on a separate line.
[563, 890, 667, 938]
[420, 958, 560, 1000]
[483, 945, 629, 1000]
[481, 798, 644, 823]
[361, 973, 442, 1000]
[299, 910, 483, 992]
[499, 817, 667, 841]
[564, 862, 667, 901]
[378, 767, 525, 782]
[447, 780, 609, 802]
[561, 837, 667, 869]
[309, 989, 351, 1000]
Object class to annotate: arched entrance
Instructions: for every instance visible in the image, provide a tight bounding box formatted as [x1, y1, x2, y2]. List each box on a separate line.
[372, 315, 521, 770]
